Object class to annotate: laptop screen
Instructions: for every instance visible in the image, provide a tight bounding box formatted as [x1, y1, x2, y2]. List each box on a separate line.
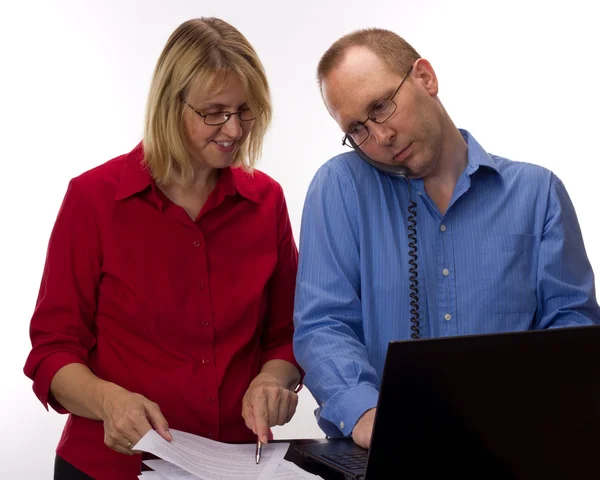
[365, 325, 600, 478]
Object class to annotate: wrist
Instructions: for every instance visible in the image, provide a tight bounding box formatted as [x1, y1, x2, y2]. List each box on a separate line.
[91, 379, 121, 420]
[259, 360, 301, 391]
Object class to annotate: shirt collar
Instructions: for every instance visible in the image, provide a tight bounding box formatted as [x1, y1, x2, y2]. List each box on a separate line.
[115, 141, 263, 204]
[460, 128, 501, 176]
[221, 165, 263, 204]
[115, 142, 153, 201]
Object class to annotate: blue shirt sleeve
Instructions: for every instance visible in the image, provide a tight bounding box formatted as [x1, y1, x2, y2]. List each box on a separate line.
[535, 174, 600, 327]
[293, 163, 379, 437]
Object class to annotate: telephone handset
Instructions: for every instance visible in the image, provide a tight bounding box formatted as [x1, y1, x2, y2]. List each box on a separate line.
[347, 137, 421, 339]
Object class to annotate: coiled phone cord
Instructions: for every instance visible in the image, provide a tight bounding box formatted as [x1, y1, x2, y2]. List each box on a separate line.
[405, 178, 420, 339]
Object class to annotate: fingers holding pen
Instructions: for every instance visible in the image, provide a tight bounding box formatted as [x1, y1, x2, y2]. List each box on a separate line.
[241, 374, 299, 443]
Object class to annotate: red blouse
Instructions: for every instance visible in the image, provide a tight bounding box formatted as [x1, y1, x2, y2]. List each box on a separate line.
[23, 143, 300, 479]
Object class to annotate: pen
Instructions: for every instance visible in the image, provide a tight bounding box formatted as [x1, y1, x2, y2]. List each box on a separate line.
[255, 438, 262, 464]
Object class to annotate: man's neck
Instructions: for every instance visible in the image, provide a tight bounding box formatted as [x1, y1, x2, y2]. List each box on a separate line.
[423, 126, 468, 215]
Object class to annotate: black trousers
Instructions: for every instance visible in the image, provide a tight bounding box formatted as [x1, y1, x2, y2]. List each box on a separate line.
[54, 455, 94, 480]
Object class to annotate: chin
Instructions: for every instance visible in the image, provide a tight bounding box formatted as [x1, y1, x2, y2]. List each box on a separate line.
[211, 157, 237, 169]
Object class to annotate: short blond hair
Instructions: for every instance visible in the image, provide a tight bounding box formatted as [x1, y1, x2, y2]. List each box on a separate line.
[143, 18, 272, 185]
[317, 28, 421, 89]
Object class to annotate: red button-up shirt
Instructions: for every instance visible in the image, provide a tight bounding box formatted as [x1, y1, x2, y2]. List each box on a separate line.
[23, 143, 300, 479]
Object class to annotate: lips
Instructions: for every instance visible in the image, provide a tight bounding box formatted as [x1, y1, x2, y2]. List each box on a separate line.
[393, 142, 413, 164]
[213, 140, 236, 153]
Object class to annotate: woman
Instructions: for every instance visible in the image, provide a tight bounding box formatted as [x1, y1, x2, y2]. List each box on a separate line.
[23, 17, 301, 480]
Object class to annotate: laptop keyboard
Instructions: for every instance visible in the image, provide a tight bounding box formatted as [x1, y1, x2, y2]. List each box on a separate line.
[323, 451, 368, 471]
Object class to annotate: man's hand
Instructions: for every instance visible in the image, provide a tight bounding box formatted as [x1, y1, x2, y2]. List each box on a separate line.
[352, 408, 376, 449]
[100, 384, 172, 455]
[241, 372, 299, 443]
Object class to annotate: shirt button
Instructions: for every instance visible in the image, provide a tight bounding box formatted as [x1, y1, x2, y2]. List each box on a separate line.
[193, 240, 201, 247]
[442, 268, 449, 276]
[207, 396, 214, 403]
[444, 313, 452, 321]
[202, 358, 210, 365]
[440, 224, 447, 232]
[201, 321, 210, 327]
[208, 433, 213, 438]
[339, 421, 345, 430]
[196, 282, 205, 289]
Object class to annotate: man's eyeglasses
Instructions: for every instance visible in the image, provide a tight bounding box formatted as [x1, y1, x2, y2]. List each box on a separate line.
[342, 65, 413, 148]
[181, 98, 260, 126]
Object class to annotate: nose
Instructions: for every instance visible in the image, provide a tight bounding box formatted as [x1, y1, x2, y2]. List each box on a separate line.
[220, 113, 243, 138]
[368, 121, 394, 146]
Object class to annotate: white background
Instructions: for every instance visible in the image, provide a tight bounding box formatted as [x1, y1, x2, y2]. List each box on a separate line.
[1, 1, 599, 478]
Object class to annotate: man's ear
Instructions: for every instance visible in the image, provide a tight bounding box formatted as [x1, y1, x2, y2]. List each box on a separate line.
[412, 58, 439, 97]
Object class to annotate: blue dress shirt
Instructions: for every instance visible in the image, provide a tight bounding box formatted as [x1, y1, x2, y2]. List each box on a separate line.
[293, 129, 600, 437]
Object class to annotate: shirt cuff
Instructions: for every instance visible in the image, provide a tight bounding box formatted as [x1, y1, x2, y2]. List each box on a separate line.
[319, 383, 379, 436]
[32, 352, 87, 413]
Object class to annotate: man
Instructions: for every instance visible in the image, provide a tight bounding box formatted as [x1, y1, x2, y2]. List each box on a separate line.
[292, 27, 600, 449]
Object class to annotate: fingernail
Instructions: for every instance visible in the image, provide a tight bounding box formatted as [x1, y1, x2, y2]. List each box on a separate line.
[166, 430, 173, 441]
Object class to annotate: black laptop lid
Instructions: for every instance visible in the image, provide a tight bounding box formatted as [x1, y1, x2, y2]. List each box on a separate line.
[365, 325, 600, 479]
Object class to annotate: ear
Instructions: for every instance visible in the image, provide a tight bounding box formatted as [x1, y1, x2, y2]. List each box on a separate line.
[320, 78, 342, 124]
[412, 58, 438, 97]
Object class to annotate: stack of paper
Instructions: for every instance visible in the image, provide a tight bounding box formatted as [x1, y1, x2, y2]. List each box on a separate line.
[133, 429, 324, 480]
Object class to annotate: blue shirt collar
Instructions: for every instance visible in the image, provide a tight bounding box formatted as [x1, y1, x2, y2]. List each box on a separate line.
[460, 128, 500, 176]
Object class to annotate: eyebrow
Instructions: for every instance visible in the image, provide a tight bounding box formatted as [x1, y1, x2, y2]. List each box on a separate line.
[200, 102, 248, 110]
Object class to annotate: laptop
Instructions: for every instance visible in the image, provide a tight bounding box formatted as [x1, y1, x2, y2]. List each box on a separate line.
[293, 325, 600, 479]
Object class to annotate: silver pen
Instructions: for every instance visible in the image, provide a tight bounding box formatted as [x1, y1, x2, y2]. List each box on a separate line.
[255, 438, 262, 464]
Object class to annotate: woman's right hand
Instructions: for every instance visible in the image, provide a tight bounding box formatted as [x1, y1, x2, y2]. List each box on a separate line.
[100, 384, 172, 455]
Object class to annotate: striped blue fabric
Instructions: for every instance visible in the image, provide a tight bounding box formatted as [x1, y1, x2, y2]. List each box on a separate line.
[293, 129, 600, 437]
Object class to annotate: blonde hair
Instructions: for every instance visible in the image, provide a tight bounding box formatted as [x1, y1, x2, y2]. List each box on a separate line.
[143, 18, 271, 185]
[317, 28, 421, 89]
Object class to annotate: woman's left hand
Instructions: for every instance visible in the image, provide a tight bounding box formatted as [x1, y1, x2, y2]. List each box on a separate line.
[241, 372, 299, 443]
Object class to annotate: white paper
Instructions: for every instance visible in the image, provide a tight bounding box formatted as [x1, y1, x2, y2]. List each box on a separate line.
[273, 460, 325, 479]
[138, 472, 169, 480]
[144, 459, 324, 480]
[143, 459, 200, 479]
[133, 429, 287, 480]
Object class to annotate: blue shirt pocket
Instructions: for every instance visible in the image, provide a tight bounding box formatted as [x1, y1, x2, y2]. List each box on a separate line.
[480, 234, 538, 314]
